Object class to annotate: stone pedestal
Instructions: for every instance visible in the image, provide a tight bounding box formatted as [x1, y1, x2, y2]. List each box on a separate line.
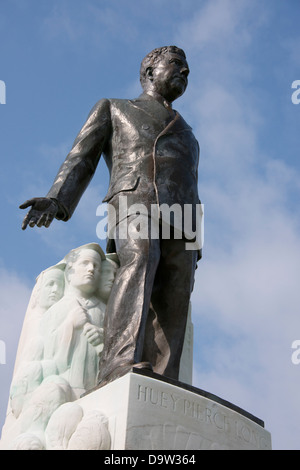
[45, 369, 271, 451]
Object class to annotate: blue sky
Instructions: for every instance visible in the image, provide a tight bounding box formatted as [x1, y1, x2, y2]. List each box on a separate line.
[0, 0, 299, 450]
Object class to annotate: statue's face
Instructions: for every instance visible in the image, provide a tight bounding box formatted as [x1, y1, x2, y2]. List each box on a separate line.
[39, 270, 64, 309]
[98, 261, 117, 302]
[68, 249, 102, 295]
[149, 52, 189, 102]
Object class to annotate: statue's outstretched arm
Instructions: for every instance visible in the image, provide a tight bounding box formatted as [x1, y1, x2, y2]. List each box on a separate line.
[20, 99, 111, 230]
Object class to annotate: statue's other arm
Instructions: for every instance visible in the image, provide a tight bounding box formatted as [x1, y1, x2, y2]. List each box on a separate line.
[20, 99, 112, 230]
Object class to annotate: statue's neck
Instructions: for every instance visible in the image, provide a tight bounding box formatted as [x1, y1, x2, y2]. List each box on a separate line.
[140, 89, 173, 109]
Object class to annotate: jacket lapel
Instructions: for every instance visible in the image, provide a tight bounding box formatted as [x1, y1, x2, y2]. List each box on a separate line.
[128, 93, 173, 126]
[128, 94, 193, 140]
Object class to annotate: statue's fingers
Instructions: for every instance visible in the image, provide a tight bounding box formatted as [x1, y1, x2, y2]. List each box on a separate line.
[36, 213, 48, 227]
[86, 331, 99, 344]
[83, 323, 93, 332]
[21, 212, 33, 230]
[87, 331, 98, 341]
[29, 218, 37, 228]
[44, 212, 54, 228]
[28, 211, 39, 228]
[19, 199, 35, 210]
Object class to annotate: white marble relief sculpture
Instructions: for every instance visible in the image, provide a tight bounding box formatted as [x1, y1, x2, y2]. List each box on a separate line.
[0, 243, 116, 450]
[45, 402, 111, 450]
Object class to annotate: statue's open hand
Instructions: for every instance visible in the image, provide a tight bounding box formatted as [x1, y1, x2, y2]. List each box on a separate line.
[19, 197, 59, 230]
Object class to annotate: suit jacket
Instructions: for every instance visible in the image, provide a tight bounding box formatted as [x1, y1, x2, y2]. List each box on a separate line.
[47, 93, 201, 240]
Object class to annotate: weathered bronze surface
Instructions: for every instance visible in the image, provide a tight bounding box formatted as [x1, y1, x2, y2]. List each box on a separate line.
[20, 46, 201, 388]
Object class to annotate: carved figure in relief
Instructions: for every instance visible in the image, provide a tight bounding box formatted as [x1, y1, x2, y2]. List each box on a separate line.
[14, 265, 65, 371]
[41, 243, 107, 397]
[9, 265, 66, 422]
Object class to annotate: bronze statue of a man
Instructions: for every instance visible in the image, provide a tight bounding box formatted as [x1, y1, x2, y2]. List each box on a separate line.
[20, 46, 201, 387]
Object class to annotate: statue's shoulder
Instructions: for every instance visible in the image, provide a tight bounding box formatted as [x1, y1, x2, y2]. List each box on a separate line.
[88, 98, 133, 118]
[88, 98, 111, 116]
[108, 98, 135, 109]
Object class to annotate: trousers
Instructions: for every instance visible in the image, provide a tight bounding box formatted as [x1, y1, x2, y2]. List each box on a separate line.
[97, 214, 198, 386]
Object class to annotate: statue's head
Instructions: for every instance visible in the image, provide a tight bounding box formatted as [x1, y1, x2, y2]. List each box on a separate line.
[65, 243, 105, 296]
[140, 46, 189, 103]
[36, 265, 65, 310]
[98, 254, 119, 303]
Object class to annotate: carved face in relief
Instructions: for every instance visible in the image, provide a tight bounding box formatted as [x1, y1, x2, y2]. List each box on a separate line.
[39, 269, 65, 309]
[98, 260, 118, 303]
[66, 249, 102, 296]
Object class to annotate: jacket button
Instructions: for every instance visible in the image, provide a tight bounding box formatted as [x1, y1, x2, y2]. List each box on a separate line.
[142, 124, 150, 130]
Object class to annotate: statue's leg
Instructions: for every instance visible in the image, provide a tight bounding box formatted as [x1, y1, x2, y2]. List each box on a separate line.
[143, 238, 198, 380]
[97, 215, 160, 386]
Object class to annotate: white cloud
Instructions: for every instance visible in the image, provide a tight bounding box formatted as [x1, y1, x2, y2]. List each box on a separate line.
[179, 0, 249, 49]
[0, 267, 32, 432]
[0, 268, 31, 343]
[42, 3, 84, 42]
[41, 1, 140, 49]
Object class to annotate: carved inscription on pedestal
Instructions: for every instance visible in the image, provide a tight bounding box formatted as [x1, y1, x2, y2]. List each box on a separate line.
[134, 382, 271, 450]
